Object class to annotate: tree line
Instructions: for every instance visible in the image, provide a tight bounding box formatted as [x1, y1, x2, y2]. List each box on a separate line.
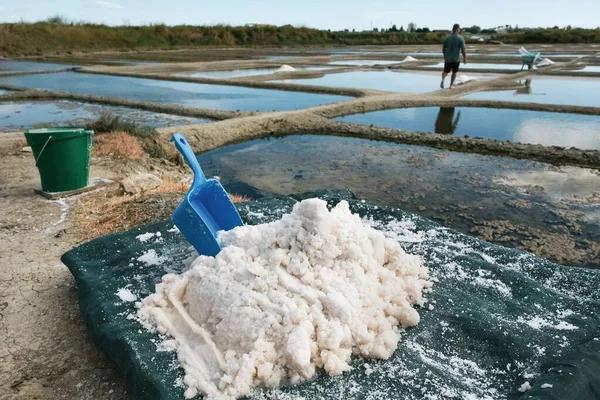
[0, 18, 598, 56]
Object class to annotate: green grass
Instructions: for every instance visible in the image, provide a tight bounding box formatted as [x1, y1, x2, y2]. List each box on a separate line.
[1, 20, 598, 56]
[87, 113, 156, 138]
[0, 21, 450, 56]
[86, 113, 166, 158]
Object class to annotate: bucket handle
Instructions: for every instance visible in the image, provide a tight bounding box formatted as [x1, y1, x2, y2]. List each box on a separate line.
[35, 135, 53, 167]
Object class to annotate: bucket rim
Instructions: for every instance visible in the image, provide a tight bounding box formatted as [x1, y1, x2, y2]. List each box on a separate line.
[25, 127, 93, 135]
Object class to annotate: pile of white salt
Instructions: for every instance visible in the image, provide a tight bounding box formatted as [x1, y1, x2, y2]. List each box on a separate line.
[138, 199, 432, 399]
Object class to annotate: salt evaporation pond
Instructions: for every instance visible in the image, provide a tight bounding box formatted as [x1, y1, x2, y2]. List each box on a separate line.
[196, 134, 600, 267]
[0, 72, 350, 111]
[0, 100, 210, 132]
[0, 60, 77, 72]
[422, 62, 522, 70]
[336, 107, 600, 150]
[286, 71, 445, 92]
[580, 66, 600, 73]
[463, 77, 600, 107]
[328, 60, 402, 66]
[485, 53, 587, 58]
[175, 66, 333, 79]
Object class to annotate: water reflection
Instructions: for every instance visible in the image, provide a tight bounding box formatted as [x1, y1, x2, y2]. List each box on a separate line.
[514, 118, 600, 149]
[0, 72, 349, 111]
[514, 77, 533, 95]
[0, 100, 209, 131]
[434, 107, 461, 134]
[464, 76, 600, 107]
[289, 71, 443, 93]
[336, 107, 600, 150]
[196, 135, 600, 267]
[423, 62, 522, 70]
[0, 60, 77, 72]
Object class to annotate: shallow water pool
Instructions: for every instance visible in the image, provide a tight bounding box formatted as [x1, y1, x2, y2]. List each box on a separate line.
[259, 55, 296, 60]
[336, 107, 600, 150]
[0, 72, 350, 111]
[580, 66, 600, 73]
[285, 71, 444, 92]
[485, 53, 586, 58]
[328, 60, 402, 66]
[196, 134, 600, 267]
[0, 60, 77, 72]
[422, 62, 522, 70]
[0, 100, 210, 132]
[463, 77, 600, 107]
[175, 66, 333, 79]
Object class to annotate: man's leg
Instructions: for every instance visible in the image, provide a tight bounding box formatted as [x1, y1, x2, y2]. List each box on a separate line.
[449, 63, 459, 89]
[449, 72, 457, 88]
[441, 71, 447, 88]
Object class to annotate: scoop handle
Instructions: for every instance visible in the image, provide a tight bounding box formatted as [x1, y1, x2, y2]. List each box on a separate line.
[171, 133, 207, 187]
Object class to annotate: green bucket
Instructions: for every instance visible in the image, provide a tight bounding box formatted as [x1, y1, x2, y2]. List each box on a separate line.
[24, 127, 93, 193]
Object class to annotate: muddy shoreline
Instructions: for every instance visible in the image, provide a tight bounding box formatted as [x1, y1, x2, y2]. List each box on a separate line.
[158, 114, 600, 169]
[0, 88, 251, 120]
[2, 83, 599, 168]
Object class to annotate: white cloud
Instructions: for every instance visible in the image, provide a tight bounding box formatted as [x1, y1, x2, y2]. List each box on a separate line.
[95, 1, 125, 9]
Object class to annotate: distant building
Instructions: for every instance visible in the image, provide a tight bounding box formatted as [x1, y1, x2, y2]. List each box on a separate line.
[471, 35, 490, 41]
[244, 23, 276, 28]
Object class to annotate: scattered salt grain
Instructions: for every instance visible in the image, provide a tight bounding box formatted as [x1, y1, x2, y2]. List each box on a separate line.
[51, 198, 69, 226]
[247, 211, 266, 219]
[137, 249, 166, 266]
[541, 383, 553, 389]
[117, 288, 137, 302]
[518, 382, 532, 392]
[518, 316, 578, 331]
[136, 232, 156, 242]
[157, 340, 178, 352]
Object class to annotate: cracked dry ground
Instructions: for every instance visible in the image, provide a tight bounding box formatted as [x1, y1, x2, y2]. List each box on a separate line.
[0, 147, 129, 400]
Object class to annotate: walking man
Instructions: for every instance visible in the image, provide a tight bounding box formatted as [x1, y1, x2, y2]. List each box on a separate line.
[441, 24, 467, 89]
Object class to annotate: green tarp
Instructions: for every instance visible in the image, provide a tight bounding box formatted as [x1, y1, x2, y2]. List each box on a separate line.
[61, 190, 600, 400]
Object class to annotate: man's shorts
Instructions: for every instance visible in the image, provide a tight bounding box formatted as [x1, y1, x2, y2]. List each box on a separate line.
[444, 62, 460, 73]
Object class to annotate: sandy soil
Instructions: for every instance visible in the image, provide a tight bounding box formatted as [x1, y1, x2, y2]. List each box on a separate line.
[0, 144, 130, 400]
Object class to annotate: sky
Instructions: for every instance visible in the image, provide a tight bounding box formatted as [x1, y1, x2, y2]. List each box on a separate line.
[1, 0, 598, 30]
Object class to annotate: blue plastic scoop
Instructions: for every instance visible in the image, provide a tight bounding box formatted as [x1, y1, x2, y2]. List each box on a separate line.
[170, 133, 244, 256]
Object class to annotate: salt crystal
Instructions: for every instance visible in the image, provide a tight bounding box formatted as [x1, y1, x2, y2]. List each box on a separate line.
[518, 382, 532, 392]
[137, 249, 166, 266]
[116, 288, 137, 302]
[139, 199, 431, 399]
[136, 232, 156, 242]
